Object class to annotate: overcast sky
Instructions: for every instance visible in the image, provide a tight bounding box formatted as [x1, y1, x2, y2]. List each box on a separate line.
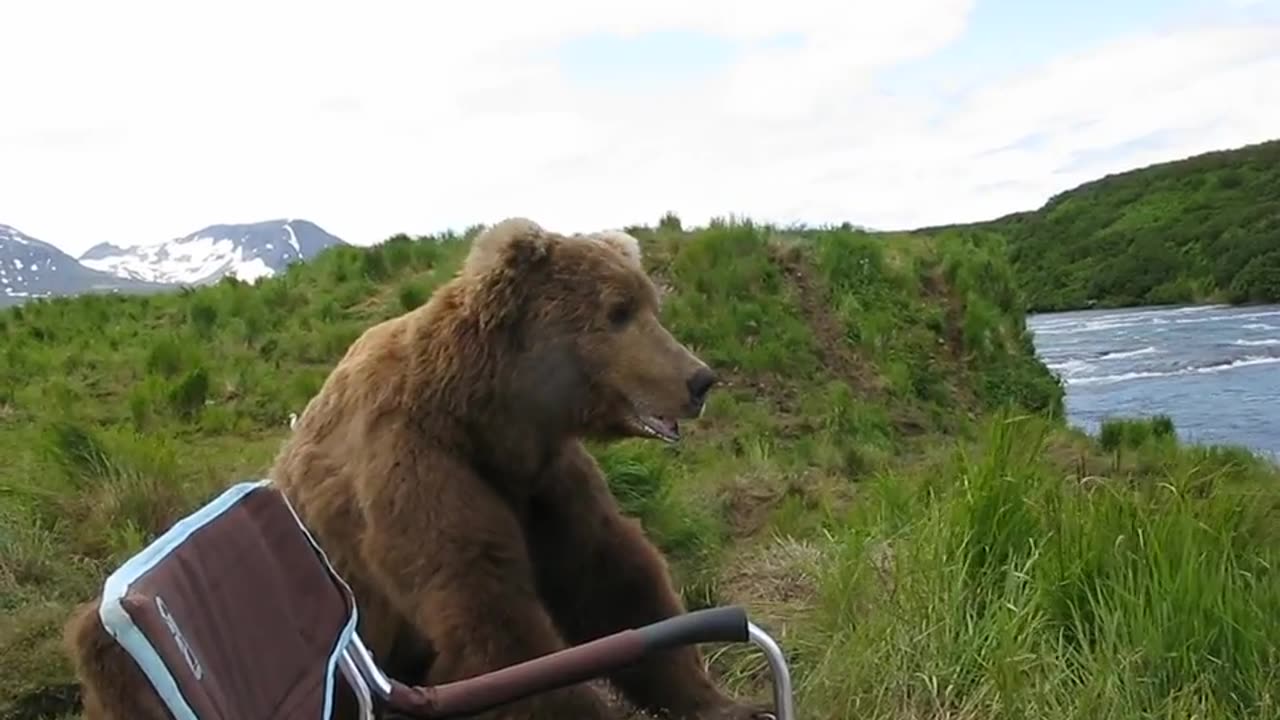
[2, 0, 1278, 256]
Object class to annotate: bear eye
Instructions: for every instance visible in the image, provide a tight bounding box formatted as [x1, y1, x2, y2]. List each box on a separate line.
[607, 301, 634, 329]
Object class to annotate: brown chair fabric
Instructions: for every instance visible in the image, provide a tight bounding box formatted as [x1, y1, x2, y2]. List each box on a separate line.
[98, 480, 360, 719]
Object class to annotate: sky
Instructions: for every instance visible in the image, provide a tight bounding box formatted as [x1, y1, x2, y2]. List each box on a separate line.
[1, 0, 1278, 256]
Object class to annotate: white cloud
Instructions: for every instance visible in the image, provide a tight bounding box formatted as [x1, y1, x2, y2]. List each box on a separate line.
[0, 0, 1276, 255]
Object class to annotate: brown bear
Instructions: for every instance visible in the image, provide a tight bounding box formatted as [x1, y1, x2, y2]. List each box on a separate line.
[63, 218, 771, 720]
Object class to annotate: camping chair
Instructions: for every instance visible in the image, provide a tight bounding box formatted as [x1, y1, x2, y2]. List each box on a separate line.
[95, 479, 796, 719]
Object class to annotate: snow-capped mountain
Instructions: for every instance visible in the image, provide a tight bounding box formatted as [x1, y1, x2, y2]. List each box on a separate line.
[80, 218, 347, 286]
[0, 224, 171, 307]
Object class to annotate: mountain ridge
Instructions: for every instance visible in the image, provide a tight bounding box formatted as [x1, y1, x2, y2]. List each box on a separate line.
[0, 224, 173, 307]
[78, 218, 348, 286]
[0, 218, 347, 307]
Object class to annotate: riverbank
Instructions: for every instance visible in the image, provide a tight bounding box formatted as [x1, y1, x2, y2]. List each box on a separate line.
[915, 139, 1280, 313]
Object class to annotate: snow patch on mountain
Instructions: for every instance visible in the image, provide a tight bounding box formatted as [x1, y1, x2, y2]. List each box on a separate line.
[80, 218, 347, 286]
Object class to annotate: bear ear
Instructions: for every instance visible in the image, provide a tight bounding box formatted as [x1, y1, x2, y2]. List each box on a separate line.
[571, 229, 643, 270]
[464, 217, 554, 333]
[462, 217, 551, 279]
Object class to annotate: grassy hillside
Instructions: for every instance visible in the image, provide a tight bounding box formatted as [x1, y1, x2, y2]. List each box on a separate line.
[2, 217, 1278, 719]
[924, 139, 1280, 312]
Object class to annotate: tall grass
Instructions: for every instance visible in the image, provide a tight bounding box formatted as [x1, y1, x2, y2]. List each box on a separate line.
[658, 221, 822, 377]
[788, 412, 1280, 718]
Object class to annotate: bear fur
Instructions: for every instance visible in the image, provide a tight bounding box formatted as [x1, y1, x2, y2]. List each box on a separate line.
[63, 218, 771, 720]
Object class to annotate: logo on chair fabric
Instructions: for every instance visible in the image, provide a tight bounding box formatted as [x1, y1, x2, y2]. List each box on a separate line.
[155, 595, 204, 681]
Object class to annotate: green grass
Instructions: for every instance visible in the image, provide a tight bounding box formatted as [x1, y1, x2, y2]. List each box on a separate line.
[919, 138, 1280, 311]
[2, 215, 1278, 719]
[768, 412, 1280, 719]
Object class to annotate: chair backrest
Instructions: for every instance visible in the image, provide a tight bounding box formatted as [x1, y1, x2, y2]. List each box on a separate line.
[97, 479, 361, 720]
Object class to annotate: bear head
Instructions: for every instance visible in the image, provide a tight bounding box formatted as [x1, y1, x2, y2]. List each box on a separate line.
[457, 217, 716, 445]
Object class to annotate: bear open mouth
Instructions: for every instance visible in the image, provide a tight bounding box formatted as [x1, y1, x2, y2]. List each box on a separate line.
[635, 414, 681, 443]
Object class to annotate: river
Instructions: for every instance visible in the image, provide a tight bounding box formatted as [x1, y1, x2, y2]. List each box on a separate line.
[1027, 302, 1280, 460]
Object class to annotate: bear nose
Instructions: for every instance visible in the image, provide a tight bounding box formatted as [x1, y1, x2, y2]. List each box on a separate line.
[686, 366, 718, 408]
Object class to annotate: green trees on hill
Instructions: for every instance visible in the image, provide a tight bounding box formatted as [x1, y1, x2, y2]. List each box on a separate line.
[928, 139, 1280, 311]
[1, 217, 1277, 719]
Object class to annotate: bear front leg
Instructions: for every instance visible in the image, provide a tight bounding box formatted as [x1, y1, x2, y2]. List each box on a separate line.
[355, 448, 622, 720]
[527, 443, 771, 720]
